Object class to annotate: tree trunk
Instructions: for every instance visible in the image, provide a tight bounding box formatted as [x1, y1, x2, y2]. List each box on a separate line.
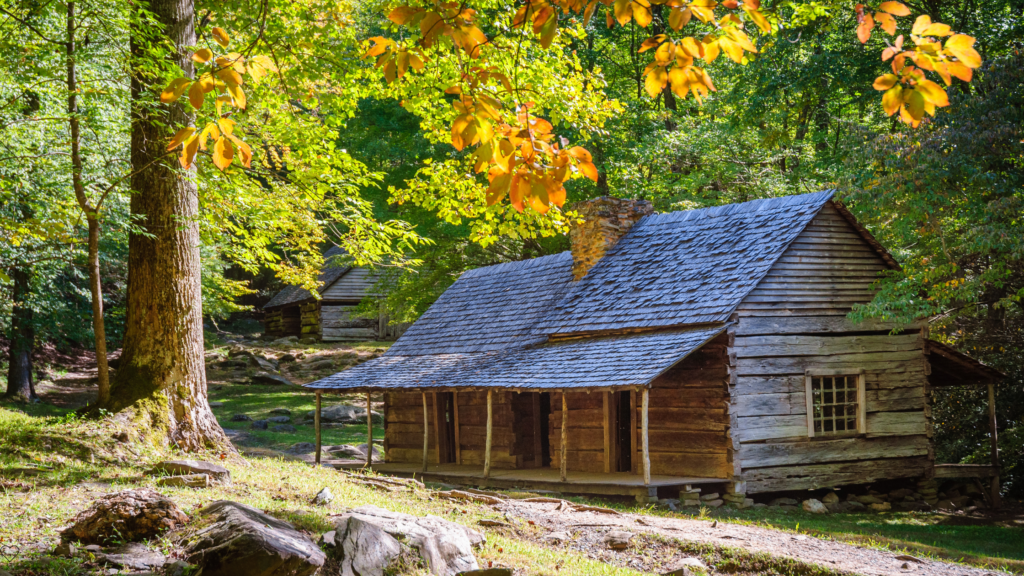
[5, 266, 36, 402]
[101, 0, 226, 450]
[66, 1, 110, 404]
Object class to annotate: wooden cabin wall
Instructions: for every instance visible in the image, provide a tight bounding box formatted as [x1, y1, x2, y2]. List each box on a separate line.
[548, 391, 606, 473]
[263, 306, 301, 337]
[321, 305, 379, 342]
[321, 267, 376, 300]
[383, 391, 519, 468]
[643, 337, 732, 479]
[731, 203, 932, 494]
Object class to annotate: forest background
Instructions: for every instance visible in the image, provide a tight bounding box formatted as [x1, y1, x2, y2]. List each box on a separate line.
[0, 0, 1021, 494]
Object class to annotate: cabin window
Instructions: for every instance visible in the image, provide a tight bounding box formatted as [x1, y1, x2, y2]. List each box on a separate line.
[805, 371, 866, 437]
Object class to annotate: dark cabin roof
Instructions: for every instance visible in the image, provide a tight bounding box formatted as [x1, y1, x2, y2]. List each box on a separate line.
[307, 191, 848, 392]
[263, 247, 351, 310]
[535, 190, 835, 334]
[926, 340, 1005, 386]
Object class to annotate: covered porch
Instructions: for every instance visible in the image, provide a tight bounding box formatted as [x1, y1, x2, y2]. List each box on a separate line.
[926, 340, 1005, 507]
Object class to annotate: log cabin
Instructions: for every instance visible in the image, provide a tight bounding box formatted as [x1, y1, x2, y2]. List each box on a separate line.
[263, 246, 406, 342]
[306, 192, 1003, 502]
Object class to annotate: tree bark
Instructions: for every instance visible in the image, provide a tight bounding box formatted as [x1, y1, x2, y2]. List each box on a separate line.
[101, 0, 226, 450]
[66, 1, 110, 404]
[5, 265, 36, 402]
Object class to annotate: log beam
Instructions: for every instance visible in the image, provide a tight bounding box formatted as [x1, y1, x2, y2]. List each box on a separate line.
[988, 383, 1001, 509]
[453, 391, 461, 465]
[603, 391, 612, 474]
[484, 389, 493, 478]
[642, 387, 651, 486]
[560, 392, 568, 482]
[366, 392, 373, 468]
[422, 392, 429, 472]
[315, 392, 322, 466]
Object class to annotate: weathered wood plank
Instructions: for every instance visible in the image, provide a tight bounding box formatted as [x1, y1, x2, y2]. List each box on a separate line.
[734, 415, 808, 442]
[736, 353, 924, 376]
[738, 435, 929, 468]
[743, 456, 931, 493]
[734, 392, 806, 417]
[734, 335, 922, 357]
[866, 411, 928, 436]
[734, 376, 804, 395]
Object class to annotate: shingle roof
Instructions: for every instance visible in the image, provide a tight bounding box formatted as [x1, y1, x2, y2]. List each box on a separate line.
[535, 190, 835, 334]
[386, 252, 574, 355]
[263, 246, 351, 310]
[306, 325, 726, 391]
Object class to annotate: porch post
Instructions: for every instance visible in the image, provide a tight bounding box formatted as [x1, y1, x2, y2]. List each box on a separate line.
[603, 392, 612, 474]
[641, 387, 650, 486]
[560, 391, 568, 482]
[365, 392, 373, 468]
[422, 392, 429, 472]
[314, 392, 322, 466]
[484, 389, 493, 478]
[453, 391, 462, 465]
[988, 383, 1001, 509]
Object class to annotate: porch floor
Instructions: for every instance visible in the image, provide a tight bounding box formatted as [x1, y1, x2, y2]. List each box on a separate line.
[324, 461, 727, 499]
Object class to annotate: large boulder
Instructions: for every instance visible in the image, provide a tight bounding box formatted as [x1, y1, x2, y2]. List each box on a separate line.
[326, 505, 484, 576]
[251, 371, 293, 386]
[60, 489, 188, 544]
[92, 542, 167, 571]
[325, 444, 382, 461]
[183, 501, 325, 576]
[150, 460, 231, 484]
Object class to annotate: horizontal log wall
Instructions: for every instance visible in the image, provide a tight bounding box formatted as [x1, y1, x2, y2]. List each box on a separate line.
[384, 391, 519, 468]
[263, 306, 301, 337]
[732, 203, 933, 493]
[321, 304, 380, 342]
[321, 267, 377, 300]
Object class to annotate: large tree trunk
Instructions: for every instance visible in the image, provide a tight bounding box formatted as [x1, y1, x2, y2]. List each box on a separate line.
[101, 0, 226, 450]
[5, 266, 36, 402]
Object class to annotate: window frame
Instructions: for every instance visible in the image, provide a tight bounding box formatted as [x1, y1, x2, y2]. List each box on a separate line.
[804, 369, 866, 438]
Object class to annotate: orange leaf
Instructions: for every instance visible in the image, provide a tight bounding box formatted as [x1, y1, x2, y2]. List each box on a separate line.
[875, 12, 896, 35]
[389, 6, 423, 25]
[857, 13, 874, 43]
[193, 48, 213, 63]
[945, 34, 981, 68]
[916, 79, 949, 107]
[188, 81, 204, 109]
[881, 85, 903, 116]
[669, 7, 692, 30]
[213, 137, 234, 170]
[179, 134, 199, 169]
[878, 1, 910, 15]
[237, 141, 252, 168]
[160, 78, 191, 103]
[873, 73, 898, 90]
[166, 127, 195, 151]
[211, 27, 230, 48]
[578, 161, 598, 182]
[911, 14, 931, 35]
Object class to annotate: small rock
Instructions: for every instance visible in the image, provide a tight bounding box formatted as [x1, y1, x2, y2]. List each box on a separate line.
[149, 460, 231, 484]
[889, 488, 913, 499]
[230, 414, 252, 422]
[288, 442, 317, 454]
[543, 531, 571, 543]
[60, 489, 188, 544]
[703, 499, 724, 508]
[477, 519, 508, 527]
[319, 530, 337, 546]
[457, 570, 513, 576]
[822, 492, 840, 504]
[208, 401, 224, 408]
[602, 530, 633, 550]
[251, 420, 269, 430]
[663, 557, 708, 576]
[273, 424, 297, 433]
[857, 494, 885, 505]
[869, 502, 892, 512]
[699, 492, 720, 501]
[251, 371, 292, 386]
[312, 488, 333, 506]
[53, 541, 76, 557]
[802, 499, 828, 514]
[845, 501, 866, 511]
[163, 560, 193, 576]
[268, 416, 291, 424]
[156, 474, 210, 489]
[770, 497, 798, 506]
[94, 542, 166, 571]
[752, 503, 768, 508]
[270, 408, 292, 415]
[279, 353, 298, 363]
[272, 336, 299, 345]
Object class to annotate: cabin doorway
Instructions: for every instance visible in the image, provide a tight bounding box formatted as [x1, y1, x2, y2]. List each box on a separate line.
[616, 390, 632, 473]
[433, 392, 456, 464]
[510, 392, 550, 468]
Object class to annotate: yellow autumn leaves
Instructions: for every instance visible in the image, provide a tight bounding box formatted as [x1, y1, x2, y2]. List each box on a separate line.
[162, 27, 276, 170]
[862, 5, 982, 126]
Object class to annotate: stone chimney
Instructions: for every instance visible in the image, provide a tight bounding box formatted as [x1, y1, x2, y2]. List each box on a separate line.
[570, 197, 654, 280]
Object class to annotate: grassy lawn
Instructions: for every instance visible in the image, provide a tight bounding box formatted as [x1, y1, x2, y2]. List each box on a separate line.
[208, 382, 384, 451]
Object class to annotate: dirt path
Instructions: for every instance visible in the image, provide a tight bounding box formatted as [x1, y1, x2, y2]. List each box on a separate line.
[495, 498, 1007, 576]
